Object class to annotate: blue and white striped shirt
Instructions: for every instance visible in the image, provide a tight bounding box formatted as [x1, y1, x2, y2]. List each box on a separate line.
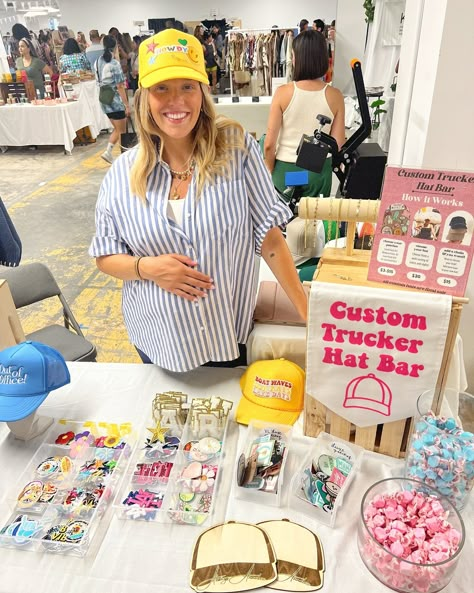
[89, 131, 291, 372]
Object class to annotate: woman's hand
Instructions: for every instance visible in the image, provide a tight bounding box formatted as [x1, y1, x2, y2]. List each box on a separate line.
[125, 105, 130, 117]
[140, 254, 214, 301]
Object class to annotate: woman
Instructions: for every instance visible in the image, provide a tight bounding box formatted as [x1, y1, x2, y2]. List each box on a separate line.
[89, 28, 307, 372]
[193, 24, 205, 43]
[11, 23, 46, 63]
[59, 38, 91, 73]
[202, 31, 218, 94]
[128, 35, 141, 93]
[76, 31, 88, 52]
[108, 27, 129, 77]
[95, 35, 130, 164]
[15, 38, 53, 98]
[38, 29, 57, 72]
[264, 29, 345, 238]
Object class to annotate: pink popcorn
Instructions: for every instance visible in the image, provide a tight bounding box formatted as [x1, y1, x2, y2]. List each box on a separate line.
[390, 541, 405, 557]
[360, 487, 463, 593]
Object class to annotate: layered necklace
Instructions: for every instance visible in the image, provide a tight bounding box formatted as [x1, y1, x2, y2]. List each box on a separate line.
[169, 157, 196, 200]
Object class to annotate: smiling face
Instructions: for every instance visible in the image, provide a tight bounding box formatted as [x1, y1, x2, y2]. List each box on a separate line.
[148, 78, 203, 144]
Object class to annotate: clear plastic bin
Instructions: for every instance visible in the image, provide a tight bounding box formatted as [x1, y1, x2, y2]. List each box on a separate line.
[234, 420, 292, 507]
[114, 412, 230, 525]
[289, 432, 363, 527]
[0, 420, 135, 556]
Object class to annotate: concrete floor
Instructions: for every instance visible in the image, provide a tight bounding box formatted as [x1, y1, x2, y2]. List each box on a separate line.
[0, 134, 140, 363]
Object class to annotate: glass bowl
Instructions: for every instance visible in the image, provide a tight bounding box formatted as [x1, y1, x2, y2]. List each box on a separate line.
[358, 477, 465, 593]
[405, 389, 474, 511]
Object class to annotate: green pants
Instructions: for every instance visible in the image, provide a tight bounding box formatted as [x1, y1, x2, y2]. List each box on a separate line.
[272, 158, 337, 242]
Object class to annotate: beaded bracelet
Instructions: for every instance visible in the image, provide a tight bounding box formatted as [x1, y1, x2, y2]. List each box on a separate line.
[135, 256, 144, 280]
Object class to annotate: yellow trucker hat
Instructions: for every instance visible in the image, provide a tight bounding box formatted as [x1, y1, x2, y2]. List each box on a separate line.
[236, 359, 305, 426]
[139, 28, 209, 88]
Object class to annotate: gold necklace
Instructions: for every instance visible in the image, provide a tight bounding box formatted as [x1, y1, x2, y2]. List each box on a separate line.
[169, 160, 195, 200]
[169, 159, 196, 180]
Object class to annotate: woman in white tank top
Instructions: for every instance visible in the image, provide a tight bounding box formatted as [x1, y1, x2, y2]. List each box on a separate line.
[264, 30, 345, 239]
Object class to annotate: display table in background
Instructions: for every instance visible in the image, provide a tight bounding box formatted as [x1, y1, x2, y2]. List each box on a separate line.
[214, 96, 271, 138]
[72, 80, 112, 138]
[0, 81, 111, 154]
[0, 362, 471, 593]
[0, 101, 96, 153]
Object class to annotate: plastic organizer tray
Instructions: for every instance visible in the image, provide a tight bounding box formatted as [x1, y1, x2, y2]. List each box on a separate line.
[114, 412, 230, 525]
[289, 432, 363, 527]
[234, 420, 292, 507]
[0, 420, 135, 556]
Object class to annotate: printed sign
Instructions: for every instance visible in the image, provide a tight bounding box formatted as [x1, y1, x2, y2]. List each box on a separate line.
[306, 282, 451, 426]
[368, 166, 474, 296]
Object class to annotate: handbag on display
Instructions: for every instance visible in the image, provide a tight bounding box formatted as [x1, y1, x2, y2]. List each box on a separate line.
[120, 117, 137, 153]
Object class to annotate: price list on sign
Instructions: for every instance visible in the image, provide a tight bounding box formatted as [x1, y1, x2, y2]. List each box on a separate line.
[368, 166, 474, 297]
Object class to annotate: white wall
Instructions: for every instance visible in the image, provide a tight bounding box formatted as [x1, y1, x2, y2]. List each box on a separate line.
[56, 0, 337, 35]
[389, 0, 474, 391]
[332, 0, 367, 94]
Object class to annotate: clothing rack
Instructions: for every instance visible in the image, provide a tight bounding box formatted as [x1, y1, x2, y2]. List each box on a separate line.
[227, 28, 295, 96]
[226, 26, 296, 34]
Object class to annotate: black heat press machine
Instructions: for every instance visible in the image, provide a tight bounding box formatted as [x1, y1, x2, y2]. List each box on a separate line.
[295, 59, 387, 201]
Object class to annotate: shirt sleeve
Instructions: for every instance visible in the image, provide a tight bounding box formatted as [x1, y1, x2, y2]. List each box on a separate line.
[89, 171, 130, 257]
[80, 53, 92, 71]
[242, 132, 292, 255]
[36, 58, 46, 70]
[111, 60, 125, 84]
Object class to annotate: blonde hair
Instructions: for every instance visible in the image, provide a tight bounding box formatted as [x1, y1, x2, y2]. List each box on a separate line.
[130, 84, 245, 201]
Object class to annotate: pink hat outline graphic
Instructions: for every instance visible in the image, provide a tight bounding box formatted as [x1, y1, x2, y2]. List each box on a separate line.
[343, 373, 392, 416]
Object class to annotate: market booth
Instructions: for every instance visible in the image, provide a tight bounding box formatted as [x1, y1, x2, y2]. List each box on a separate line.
[1, 219, 473, 593]
[0, 79, 111, 154]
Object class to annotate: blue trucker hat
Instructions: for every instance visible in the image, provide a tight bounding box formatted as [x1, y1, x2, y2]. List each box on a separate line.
[0, 341, 70, 422]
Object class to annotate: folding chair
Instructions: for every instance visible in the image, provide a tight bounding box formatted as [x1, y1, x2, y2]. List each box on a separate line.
[0, 263, 97, 362]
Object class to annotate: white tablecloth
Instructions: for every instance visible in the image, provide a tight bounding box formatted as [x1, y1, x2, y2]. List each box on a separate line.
[0, 362, 471, 593]
[0, 102, 92, 153]
[0, 83, 109, 153]
[72, 80, 112, 138]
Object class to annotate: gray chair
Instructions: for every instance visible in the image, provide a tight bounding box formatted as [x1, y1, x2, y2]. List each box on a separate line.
[0, 263, 97, 362]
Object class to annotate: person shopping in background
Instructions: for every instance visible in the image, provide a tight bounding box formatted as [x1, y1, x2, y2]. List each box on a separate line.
[108, 27, 129, 78]
[59, 38, 92, 73]
[95, 35, 130, 164]
[76, 31, 88, 52]
[264, 29, 345, 241]
[202, 31, 218, 94]
[15, 38, 53, 98]
[128, 35, 141, 94]
[89, 28, 307, 372]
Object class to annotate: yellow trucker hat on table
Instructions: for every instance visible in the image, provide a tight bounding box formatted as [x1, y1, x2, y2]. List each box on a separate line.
[139, 29, 209, 88]
[236, 359, 305, 426]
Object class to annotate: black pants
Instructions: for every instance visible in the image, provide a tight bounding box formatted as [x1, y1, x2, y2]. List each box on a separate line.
[135, 344, 247, 368]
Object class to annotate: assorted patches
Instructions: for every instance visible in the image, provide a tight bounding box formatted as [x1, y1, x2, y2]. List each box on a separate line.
[237, 428, 288, 494]
[133, 461, 173, 485]
[42, 519, 88, 545]
[178, 462, 218, 493]
[61, 484, 105, 513]
[0, 515, 44, 545]
[183, 437, 222, 462]
[35, 456, 72, 480]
